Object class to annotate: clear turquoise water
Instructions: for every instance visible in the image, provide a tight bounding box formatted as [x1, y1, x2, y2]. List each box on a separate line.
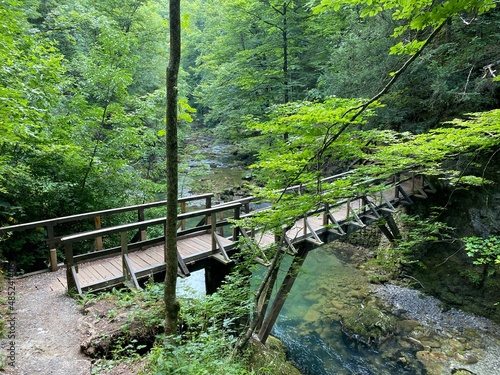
[268, 245, 425, 375]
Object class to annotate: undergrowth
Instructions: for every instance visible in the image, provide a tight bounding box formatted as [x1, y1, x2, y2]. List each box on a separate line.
[83, 272, 296, 375]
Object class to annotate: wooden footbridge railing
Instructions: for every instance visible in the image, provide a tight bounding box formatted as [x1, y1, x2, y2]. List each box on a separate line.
[0, 172, 435, 294]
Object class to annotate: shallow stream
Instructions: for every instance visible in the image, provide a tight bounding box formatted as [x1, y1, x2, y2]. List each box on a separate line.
[268, 245, 500, 375]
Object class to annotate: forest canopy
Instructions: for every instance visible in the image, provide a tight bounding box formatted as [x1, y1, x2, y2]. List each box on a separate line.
[1, 0, 499, 269]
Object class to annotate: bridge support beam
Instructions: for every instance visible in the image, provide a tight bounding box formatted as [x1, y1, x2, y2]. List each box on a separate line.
[385, 215, 402, 239]
[377, 214, 402, 242]
[205, 259, 234, 295]
[377, 223, 395, 242]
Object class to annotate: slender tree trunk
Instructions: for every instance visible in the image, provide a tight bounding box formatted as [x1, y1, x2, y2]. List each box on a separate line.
[164, 0, 181, 337]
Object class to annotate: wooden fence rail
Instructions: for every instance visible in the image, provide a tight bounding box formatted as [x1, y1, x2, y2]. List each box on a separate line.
[0, 193, 214, 271]
[60, 202, 242, 294]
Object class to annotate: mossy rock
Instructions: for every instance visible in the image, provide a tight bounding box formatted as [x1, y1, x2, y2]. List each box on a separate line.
[247, 336, 302, 375]
[340, 305, 397, 346]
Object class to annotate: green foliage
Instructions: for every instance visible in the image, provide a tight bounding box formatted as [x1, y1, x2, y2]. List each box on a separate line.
[374, 214, 453, 276]
[314, 0, 497, 52]
[80, 274, 255, 373]
[362, 109, 500, 180]
[464, 235, 500, 266]
[249, 97, 381, 190]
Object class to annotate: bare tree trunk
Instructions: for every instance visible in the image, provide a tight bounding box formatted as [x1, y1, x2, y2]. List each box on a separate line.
[164, 0, 181, 338]
[234, 231, 286, 352]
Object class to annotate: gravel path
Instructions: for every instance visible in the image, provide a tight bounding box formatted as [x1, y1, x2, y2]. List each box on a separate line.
[1, 269, 91, 375]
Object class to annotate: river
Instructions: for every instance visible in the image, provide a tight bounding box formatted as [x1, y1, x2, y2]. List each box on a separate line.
[266, 244, 500, 375]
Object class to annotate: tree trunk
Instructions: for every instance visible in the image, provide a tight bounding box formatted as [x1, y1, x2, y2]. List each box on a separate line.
[164, 0, 181, 338]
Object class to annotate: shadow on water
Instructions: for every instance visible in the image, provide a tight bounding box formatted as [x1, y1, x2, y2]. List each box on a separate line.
[267, 245, 426, 375]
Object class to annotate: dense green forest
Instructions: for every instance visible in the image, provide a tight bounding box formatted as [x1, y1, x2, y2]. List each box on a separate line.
[1, 0, 499, 268]
[1, 0, 500, 373]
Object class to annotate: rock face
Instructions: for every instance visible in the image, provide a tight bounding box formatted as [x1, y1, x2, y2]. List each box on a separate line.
[407, 153, 500, 324]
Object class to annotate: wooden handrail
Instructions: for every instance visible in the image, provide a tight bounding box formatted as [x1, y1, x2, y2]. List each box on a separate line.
[61, 202, 242, 244]
[0, 193, 214, 233]
[62, 201, 243, 290]
[0, 193, 214, 272]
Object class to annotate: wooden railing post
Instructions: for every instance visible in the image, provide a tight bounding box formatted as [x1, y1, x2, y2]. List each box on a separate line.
[138, 208, 146, 242]
[206, 195, 212, 229]
[180, 201, 187, 230]
[94, 216, 103, 251]
[323, 202, 329, 226]
[233, 205, 241, 241]
[211, 212, 217, 251]
[46, 224, 58, 272]
[121, 231, 129, 280]
[64, 242, 76, 292]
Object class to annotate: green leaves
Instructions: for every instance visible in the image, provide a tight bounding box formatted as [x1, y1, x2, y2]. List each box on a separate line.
[464, 236, 500, 265]
[248, 97, 381, 189]
[314, 0, 497, 56]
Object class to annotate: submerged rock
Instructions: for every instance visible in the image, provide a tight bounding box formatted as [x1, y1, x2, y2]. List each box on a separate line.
[340, 305, 397, 346]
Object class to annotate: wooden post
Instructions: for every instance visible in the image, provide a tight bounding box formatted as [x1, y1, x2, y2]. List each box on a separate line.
[46, 224, 58, 271]
[94, 216, 103, 251]
[211, 212, 217, 251]
[205, 259, 233, 294]
[138, 208, 146, 242]
[386, 214, 402, 239]
[377, 224, 395, 242]
[323, 202, 329, 226]
[258, 247, 308, 344]
[121, 231, 129, 280]
[232, 206, 240, 241]
[180, 201, 186, 230]
[205, 196, 212, 228]
[64, 242, 76, 292]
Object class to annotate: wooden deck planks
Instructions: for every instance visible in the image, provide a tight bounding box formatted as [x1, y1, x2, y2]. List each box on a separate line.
[76, 232, 220, 289]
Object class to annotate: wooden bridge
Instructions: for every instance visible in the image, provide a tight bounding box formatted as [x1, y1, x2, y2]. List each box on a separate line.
[0, 172, 434, 295]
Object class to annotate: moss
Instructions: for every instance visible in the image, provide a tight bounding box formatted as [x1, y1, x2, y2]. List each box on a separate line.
[246, 336, 302, 375]
[340, 305, 397, 346]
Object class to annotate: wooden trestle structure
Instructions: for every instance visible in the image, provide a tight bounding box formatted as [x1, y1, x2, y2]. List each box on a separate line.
[0, 172, 434, 340]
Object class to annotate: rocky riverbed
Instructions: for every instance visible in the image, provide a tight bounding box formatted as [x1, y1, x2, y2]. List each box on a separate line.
[271, 243, 500, 375]
[373, 284, 500, 375]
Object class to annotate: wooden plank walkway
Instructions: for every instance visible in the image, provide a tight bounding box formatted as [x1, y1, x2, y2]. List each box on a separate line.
[75, 232, 235, 292]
